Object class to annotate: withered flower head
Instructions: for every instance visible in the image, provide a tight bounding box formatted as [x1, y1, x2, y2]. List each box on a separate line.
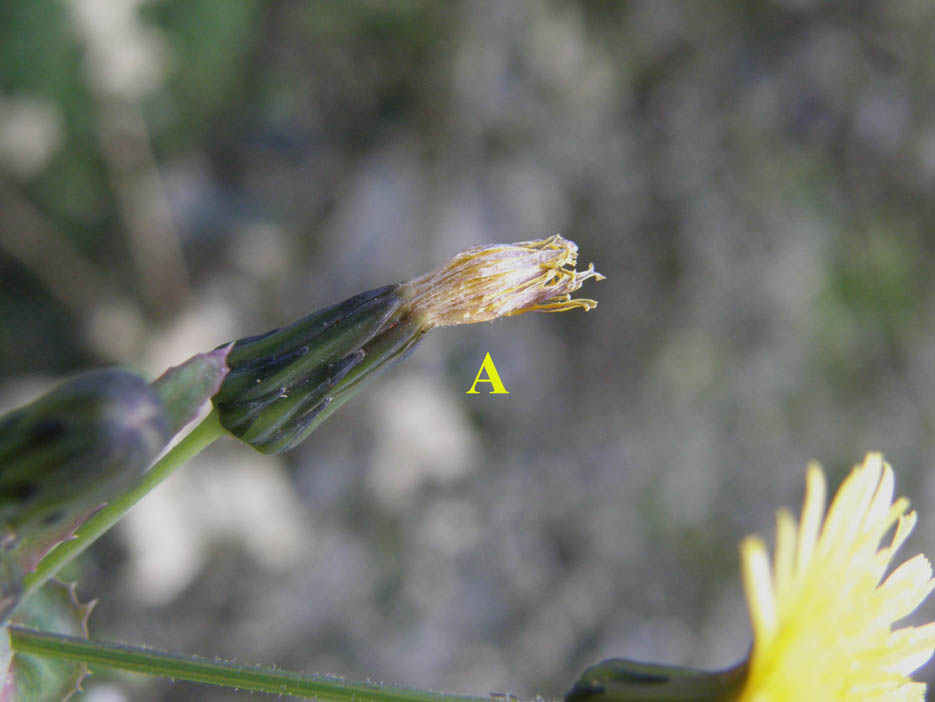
[213, 235, 603, 454]
[403, 234, 604, 327]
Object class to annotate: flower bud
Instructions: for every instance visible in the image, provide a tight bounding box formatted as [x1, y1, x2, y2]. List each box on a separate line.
[0, 369, 171, 543]
[213, 235, 602, 454]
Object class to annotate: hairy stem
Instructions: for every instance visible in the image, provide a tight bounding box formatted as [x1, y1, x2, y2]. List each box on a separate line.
[20, 409, 226, 601]
[8, 626, 495, 702]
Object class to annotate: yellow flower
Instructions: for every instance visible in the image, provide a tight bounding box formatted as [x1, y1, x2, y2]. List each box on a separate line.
[403, 234, 604, 327]
[738, 453, 935, 702]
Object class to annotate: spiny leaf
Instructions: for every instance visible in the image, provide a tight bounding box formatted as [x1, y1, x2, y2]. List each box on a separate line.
[1, 581, 94, 702]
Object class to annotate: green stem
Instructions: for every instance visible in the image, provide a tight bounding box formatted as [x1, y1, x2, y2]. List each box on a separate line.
[20, 409, 226, 600]
[8, 626, 491, 702]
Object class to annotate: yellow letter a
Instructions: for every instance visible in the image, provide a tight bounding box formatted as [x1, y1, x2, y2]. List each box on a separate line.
[466, 352, 509, 394]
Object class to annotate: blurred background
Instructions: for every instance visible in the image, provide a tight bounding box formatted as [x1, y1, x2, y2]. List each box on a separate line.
[1, 1, 933, 700]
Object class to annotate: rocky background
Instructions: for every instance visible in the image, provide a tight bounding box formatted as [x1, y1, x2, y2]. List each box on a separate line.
[1, 1, 933, 700]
